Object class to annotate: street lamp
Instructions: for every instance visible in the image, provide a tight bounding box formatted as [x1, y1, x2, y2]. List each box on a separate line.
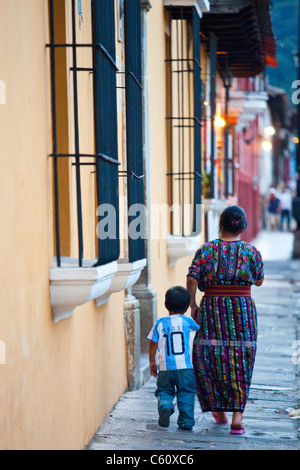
[264, 126, 275, 136]
[214, 115, 226, 128]
[262, 140, 272, 151]
[221, 66, 234, 198]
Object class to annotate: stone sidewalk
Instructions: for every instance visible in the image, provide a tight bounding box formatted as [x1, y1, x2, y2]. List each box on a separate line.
[87, 231, 300, 451]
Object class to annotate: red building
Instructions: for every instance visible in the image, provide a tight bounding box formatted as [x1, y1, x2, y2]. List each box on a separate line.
[235, 115, 261, 241]
[229, 76, 271, 241]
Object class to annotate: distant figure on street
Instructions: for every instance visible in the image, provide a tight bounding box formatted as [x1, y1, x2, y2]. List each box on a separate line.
[186, 205, 264, 435]
[287, 177, 297, 197]
[279, 187, 293, 232]
[267, 188, 281, 231]
[148, 286, 200, 430]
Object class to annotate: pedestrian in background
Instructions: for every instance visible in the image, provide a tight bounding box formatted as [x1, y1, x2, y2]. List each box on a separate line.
[186, 206, 264, 434]
[267, 188, 281, 231]
[279, 186, 293, 232]
[148, 286, 200, 430]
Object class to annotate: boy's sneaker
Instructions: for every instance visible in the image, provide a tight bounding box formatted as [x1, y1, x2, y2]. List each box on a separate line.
[178, 425, 193, 431]
[158, 406, 171, 427]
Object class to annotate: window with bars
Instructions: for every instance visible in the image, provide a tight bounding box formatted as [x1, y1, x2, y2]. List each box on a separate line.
[165, 6, 202, 237]
[124, 0, 145, 263]
[92, 0, 120, 266]
[48, 0, 145, 268]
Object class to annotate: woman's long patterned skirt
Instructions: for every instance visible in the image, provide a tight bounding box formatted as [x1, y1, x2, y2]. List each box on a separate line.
[193, 295, 257, 412]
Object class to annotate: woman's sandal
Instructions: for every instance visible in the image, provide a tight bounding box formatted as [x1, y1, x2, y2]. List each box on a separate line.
[230, 426, 246, 435]
[212, 412, 228, 425]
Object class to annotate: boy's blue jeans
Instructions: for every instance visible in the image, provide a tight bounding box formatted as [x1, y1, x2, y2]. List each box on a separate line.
[155, 369, 196, 429]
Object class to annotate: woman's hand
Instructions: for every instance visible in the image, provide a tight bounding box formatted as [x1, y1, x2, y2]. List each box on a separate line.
[191, 305, 199, 321]
[186, 276, 199, 321]
[255, 276, 264, 287]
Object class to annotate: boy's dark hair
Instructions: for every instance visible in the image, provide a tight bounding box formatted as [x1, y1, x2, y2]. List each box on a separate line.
[219, 205, 247, 234]
[165, 286, 190, 313]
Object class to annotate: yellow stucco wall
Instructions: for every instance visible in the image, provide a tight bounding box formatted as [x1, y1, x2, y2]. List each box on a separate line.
[0, 0, 128, 450]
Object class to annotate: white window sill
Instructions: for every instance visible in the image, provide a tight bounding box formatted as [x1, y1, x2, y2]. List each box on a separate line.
[50, 257, 147, 323]
[167, 235, 201, 267]
[50, 258, 118, 323]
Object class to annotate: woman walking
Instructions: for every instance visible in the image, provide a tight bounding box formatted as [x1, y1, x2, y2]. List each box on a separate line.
[186, 206, 264, 434]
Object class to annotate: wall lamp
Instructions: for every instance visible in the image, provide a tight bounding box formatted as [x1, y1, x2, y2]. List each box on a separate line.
[214, 115, 226, 128]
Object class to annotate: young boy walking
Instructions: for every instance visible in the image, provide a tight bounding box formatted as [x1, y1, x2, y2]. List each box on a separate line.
[148, 286, 200, 430]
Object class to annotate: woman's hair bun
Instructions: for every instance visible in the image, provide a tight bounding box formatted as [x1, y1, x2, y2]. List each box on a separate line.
[219, 206, 247, 234]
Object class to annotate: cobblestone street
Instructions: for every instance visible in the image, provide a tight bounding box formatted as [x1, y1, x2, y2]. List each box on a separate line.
[87, 231, 300, 451]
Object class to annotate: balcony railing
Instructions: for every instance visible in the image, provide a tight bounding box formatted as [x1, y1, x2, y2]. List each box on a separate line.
[232, 75, 267, 93]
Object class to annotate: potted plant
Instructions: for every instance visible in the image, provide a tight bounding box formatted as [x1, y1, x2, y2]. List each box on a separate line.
[202, 171, 212, 199]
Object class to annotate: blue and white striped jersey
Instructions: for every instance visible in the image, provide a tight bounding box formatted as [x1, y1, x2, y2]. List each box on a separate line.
[148, 314, 200, 371]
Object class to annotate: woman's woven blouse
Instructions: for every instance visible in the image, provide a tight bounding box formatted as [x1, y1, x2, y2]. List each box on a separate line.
[188, 239, 264, 291]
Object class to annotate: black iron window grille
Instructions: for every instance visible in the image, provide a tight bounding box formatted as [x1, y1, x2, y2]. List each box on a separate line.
[124, 0, 145, 263]
[92, 0, 120, 266]
[165, 6, 202, 236]
[48, 0, 120, 268]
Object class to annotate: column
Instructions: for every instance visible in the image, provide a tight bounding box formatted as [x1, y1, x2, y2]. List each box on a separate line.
[132, 0, 157, 380]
